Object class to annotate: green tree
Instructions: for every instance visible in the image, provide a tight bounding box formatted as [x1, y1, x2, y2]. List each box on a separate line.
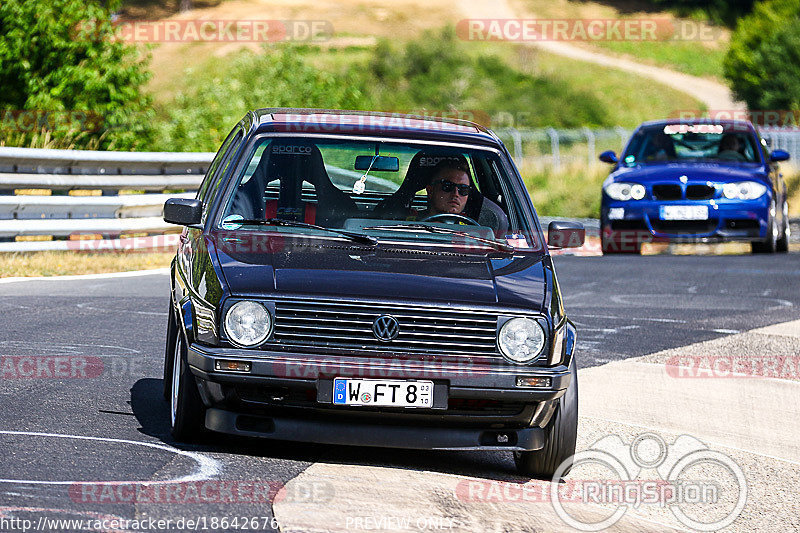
[724, 0, 800, 113]
[647, 0, 756, 27]
[0, 0, 152, 149]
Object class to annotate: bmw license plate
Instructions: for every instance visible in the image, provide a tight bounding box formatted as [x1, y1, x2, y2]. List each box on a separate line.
[659, 205, 709, 220]
[333, 378, 433, 408]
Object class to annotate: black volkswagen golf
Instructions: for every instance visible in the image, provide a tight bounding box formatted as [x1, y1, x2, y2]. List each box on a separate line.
[163, 109, 584, 478]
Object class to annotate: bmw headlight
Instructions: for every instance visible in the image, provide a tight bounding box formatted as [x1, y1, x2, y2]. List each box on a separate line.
[224, 301, 272, 347]
[604, 182, 646, 201]
[498, 318, 546, 364]
[722, 181, 767, 200]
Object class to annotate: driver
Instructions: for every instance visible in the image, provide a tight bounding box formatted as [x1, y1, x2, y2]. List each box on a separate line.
[417, 162, 471, 218]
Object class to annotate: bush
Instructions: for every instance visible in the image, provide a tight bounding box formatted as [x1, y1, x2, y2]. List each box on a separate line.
[646, 0, 756, 26]
[151, 48, 371, 152]
[724, 0, 800, 113]
[151, 28, 613, 151]
[0, 0, 152, 150]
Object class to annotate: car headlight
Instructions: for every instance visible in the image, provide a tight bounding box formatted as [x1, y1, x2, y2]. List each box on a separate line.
[722, 181, 767, 200]
[604, 182, 645, 201]
[498, 318, 546, 364]
[224, 301, 272, 347]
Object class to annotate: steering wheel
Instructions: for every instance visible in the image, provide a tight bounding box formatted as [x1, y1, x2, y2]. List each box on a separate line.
[419, 213, 480, 226]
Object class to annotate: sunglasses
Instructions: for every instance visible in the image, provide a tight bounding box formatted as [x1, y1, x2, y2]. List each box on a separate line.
[434, 179, 471, 196]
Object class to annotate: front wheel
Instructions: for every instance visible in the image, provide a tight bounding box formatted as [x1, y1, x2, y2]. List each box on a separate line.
[752, 200, 778, 254]
[169, 331, 206, 441]
[515, 359, 578, 479]
[777, 200, 790, 253]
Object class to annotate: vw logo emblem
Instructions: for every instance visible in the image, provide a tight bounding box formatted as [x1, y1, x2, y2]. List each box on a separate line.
[372, 315, 400, 342]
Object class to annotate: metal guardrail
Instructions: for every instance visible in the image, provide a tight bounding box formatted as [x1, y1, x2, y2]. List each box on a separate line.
[0, 147, 397, 252]
[0, 147, 214, 252]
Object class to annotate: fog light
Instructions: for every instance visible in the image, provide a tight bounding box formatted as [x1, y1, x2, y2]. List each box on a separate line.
[215, 360, 252, 372]
[608, 207, 625, 220]
[515, 376, 551, 388]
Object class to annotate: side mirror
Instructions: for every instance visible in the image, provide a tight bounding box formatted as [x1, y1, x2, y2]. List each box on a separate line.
[547, 221, 585, 248]
[599, 150, 618, 164]
[770, 149, 790, 162]
[164, 198, 202, 226]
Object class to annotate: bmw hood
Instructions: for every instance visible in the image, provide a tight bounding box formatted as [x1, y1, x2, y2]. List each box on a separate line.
[214, 234, 547, 310]
[609, 163, 767, 184]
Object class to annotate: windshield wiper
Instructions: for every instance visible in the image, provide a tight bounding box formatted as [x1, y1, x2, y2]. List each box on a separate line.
[226, 218, 378, 246]
[364, 223, 514, 254]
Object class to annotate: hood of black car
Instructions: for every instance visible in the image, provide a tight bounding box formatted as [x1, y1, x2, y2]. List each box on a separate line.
[215, 236, 546, 310]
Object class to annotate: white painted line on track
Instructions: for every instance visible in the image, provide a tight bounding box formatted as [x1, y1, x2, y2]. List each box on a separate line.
[0, 268, 169, 284]
[0, 431, 220, 484]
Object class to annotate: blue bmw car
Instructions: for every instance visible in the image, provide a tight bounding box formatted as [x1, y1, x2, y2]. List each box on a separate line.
[599, 119, 790, 254]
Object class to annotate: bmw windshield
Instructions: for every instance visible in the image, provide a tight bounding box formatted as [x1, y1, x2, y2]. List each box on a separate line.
[621, 124, 763, 167]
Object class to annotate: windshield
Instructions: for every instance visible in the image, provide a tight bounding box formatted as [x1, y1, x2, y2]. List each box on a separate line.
[621, 124, 762, 166]
[217, 136, 542, 252]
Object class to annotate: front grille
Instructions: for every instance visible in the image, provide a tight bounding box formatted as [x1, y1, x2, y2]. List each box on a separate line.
[651, 220, 717, 235]
[272, 298, 500, 357]
[686, 184, 715, 200]
[652, 184, 682, 200]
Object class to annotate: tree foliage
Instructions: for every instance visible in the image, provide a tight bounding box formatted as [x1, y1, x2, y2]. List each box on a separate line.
[724, 0, 800, 112]
[646, 0, 756, 26]
[0, 0, 152, 149]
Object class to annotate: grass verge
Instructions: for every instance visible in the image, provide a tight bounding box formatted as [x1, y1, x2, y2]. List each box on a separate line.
[0, 252, 173, 278]
[514, 0, 729, 79]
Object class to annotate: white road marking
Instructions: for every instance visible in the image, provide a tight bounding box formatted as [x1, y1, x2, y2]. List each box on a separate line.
[0, 431, 220, 484]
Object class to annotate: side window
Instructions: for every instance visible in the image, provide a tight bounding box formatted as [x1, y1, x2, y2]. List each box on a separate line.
[207, 132, 244, 204]
[196, 128, 239, 205]
[199, 130, 244, 222]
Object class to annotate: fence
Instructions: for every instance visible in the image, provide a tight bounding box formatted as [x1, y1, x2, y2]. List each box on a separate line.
[2, 125, 799, 252]
[495, 126, 800, 170]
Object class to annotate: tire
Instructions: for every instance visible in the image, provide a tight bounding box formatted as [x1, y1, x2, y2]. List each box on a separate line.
[169, 329, 206, 441]
[777, 200, 790, 253]
[515, 358, 578, 479]
[751, 200, 778, 254]
[163, 304, 178, 401]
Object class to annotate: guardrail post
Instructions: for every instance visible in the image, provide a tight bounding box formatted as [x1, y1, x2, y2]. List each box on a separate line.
[509, 128, 523, 163]
[582, 127, 595, 167]
[545, 127, 560, 170]
[614, 126, 629, 150]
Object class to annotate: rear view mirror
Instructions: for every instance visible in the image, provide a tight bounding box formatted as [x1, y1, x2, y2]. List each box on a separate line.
[164, 198, 202, 226]
[355, 155, 400, 172]
[547, 221, 585, 248]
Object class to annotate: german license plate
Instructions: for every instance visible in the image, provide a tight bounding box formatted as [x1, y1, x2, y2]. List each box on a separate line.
[332, 378, 433, 408]
[659, 205, 708, 220]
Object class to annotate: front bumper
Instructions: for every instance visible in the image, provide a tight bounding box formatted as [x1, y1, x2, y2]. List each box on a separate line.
[602, 197, 770, 241]
[186, 343, 572, 450]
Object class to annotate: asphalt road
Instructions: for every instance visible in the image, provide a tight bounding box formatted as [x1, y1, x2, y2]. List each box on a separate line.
[0, 252, 798, 532]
